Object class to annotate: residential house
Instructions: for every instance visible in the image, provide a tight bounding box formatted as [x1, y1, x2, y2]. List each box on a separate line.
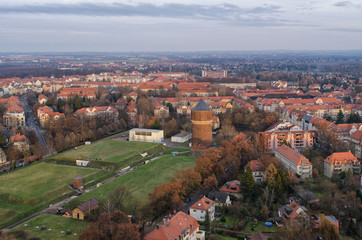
[37, 106, 65, 127]
[324, 152, 360, 178]
[72, 198, 99, 220]
[177, 105, 192, 115]
[207, 191, 231, 207]
[274, 145, 313, 179]
[347, 130, 362, 159]
[311, 215, 339, 232]
[0, 96, 25, 128]
[154, 105, 170, 118]
[247, 160, 266, 183]
[220, 180, 241, 197]
[38, 94, 48, 105]
[189, 196, 215, 222]
[278, 201, 308, 222]
[144, 211, 205, 240]
[74, 106, 118, 123]
[10, 133, 29, 152]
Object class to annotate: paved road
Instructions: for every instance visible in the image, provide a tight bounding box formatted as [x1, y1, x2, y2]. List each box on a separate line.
[20, 94, 53, 155]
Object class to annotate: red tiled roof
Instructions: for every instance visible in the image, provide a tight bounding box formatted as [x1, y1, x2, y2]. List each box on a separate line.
[275, 145, 311, 166]
[190, 196, 215, 211]
[248, 160, 266, 172]
[220, 180, 240, 193]
[144, 212, 199, 240]
[324, 152, 358, 165]
[10, 133, 27, 142]
[350, 130, 362, 142]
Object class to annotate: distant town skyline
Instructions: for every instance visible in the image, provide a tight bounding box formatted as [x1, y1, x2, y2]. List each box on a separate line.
[1, 0, 362, 52]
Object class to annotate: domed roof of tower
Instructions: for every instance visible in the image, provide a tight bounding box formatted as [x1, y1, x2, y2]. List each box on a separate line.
[192, 99, 212, 111]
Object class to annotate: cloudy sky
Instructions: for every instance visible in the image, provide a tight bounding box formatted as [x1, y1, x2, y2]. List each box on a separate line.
[0, 0, 361, 52]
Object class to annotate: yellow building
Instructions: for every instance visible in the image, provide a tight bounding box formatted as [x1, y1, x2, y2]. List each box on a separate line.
[72, 198, 99, 220]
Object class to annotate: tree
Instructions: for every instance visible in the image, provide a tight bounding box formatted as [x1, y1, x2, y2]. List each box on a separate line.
[0, 132, 6, 147]
[336, 110, 344, 124]
[164, 118, 179, 138]
[240, 167, 255, 193]
[151, 118, 161, 129]
[109, 186, 130, 211]
[203, 210, 211, 232]
[347, 112, 361, 123]
[203, 175, 218, 191]
[319, 215, 340, 240]
[260, 205, 270, 220]
[79, 230, 106, 240]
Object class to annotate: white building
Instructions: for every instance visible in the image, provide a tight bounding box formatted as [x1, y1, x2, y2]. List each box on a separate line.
[171, 132, 192, 143]
[274, 145, 313, 179]
[189, 196, 215, 222]
[129, 128, 164, 143]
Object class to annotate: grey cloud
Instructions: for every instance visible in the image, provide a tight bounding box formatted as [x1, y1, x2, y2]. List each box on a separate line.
[0, 2, 285, 26]
[334, 1, 353, 7]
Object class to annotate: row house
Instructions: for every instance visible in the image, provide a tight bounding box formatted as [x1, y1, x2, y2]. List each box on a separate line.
[274, 145, 313, 179]
[324, 152, 360, 178]
[144, 211, 205, 240]
[37, 106, 64, 127]
[177, 106, 192, 115]
[259, 121, 315, 151]
[74, 106, 119, 124]
[57, 87, 97, 100]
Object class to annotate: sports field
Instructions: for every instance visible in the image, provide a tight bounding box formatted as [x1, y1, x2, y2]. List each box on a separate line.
[0, 163, 110, 228]
[66, 154, 196, 208]
[55, 136, 164, 168]
[10, 214, 88, 240]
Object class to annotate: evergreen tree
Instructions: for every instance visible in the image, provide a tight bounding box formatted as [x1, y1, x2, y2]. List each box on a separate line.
[336, 110, 344, 124]
[203, 210, 211, 233]
[347, 112, 361, 123]
[240, 167, 255, 193]
[151, 119, 162, 129]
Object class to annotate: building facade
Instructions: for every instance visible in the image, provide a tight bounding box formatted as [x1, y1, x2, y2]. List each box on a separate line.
[189, 196, 215, 222]
[129, 128, 164, 143]
[274, 145, 313, 179]
[324, 152, 360, 178]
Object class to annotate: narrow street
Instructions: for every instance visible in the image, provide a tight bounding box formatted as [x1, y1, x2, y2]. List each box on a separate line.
[20, 94, 53, 155]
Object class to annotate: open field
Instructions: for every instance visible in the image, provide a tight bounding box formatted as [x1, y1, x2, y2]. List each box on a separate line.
[0, 163, 110, 228]
[55, 136, 164, 169]
[65, 154, 196, 208]
[10, 214, 88, 240]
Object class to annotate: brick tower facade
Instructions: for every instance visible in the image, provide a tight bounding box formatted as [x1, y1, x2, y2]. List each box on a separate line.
[191, 99, 213, 150]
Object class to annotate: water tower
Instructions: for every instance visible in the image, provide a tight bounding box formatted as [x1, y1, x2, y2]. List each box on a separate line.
[191, 99, 213, 152]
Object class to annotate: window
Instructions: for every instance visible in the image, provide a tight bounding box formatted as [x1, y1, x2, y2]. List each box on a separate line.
[193, 210, 196, 212]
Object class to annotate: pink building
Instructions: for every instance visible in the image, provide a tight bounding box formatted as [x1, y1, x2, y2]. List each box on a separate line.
[259, 121, 315, 151]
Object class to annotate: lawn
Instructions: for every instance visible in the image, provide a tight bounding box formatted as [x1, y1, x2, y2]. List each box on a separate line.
[214, 215, 241, 227]
[66, 154, 197, 208]
[243, 221, 277, 233]
[0, 163, 109, 228]
[55, 136, 164, 168]
[10, 214, 88, 240]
